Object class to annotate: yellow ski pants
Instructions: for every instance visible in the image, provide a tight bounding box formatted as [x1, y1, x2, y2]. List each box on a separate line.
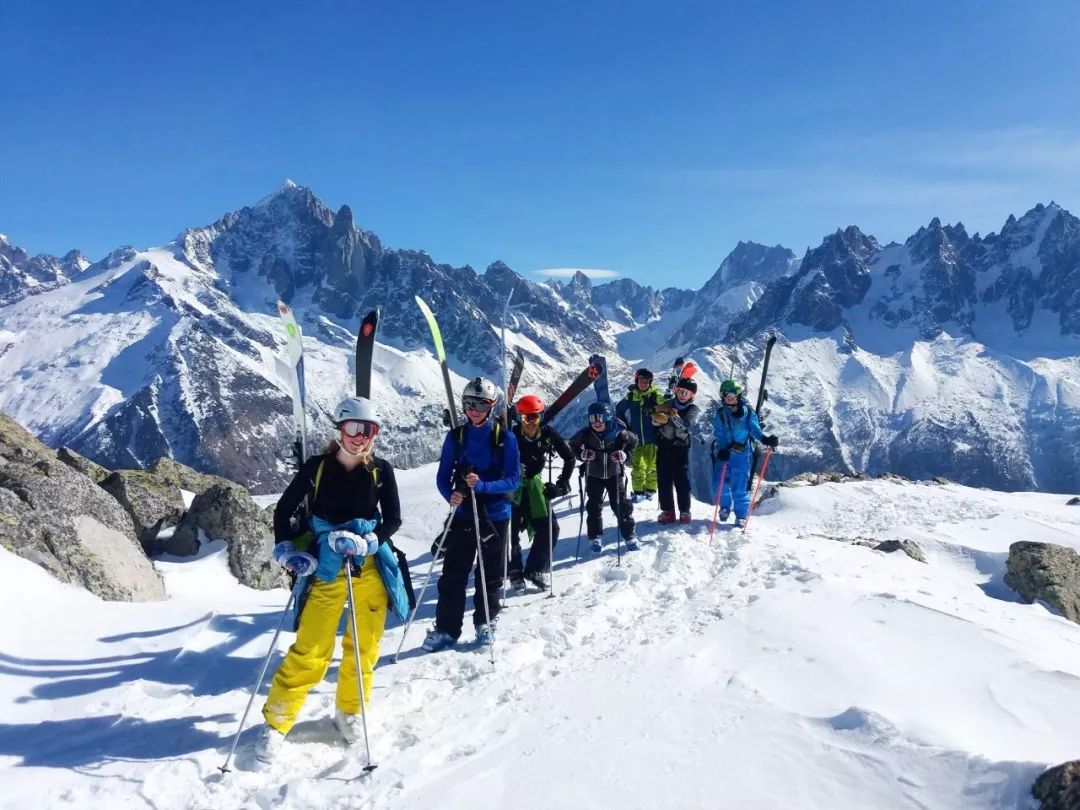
[630, 443, 658, 493]
[262, 558, 388, 734]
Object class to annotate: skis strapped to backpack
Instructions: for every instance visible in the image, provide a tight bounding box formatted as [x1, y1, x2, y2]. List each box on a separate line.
[277, 300, 308, 475]
[542, 354, 606, 427]
[590, 354, 610, 404]
[355, 309, 379, 399]
[416, 296, 461, 430]
[503, 348, 525, 428]
[747, 334, 777, 491]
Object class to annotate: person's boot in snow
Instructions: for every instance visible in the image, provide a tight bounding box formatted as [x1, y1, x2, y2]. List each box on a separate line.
[624, 535, 639, 551]
[334, 709, 364, 746]
[422, 627, 457, 652]
[657, 510, 676, 524]
[735, 517, 747, 530]
[525, 570, 549, 590]
[719, 508, 730, 523]
[590, 536, 603, 553]
[475, 622, 496, 646]
[679, 511, 692, 524]
[253, 724, 286, 769]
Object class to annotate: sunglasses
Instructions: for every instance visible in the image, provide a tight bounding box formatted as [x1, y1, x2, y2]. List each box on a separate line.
[339, 420, 378, 438]
[463, 397, 493, 412]
[521, 413, 542, 423]
[588, 413, 606, 424]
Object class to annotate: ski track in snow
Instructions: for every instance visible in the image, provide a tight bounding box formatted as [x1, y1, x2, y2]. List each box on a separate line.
[2, 470, 1080, 809]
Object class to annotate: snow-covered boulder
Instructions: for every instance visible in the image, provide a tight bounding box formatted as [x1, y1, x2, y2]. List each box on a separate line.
[0, 411, 165, 601]
[1004, 541, 1080, 624]
[1033, 760, 1080, 809]
[169, 483, 285, 590]
[99, 469, 187, 552]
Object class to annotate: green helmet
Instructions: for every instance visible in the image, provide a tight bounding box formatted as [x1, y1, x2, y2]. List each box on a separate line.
[719, 379, 743, 398]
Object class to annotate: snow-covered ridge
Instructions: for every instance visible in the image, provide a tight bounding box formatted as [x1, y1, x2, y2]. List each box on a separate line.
[0, 185, 1077, 493]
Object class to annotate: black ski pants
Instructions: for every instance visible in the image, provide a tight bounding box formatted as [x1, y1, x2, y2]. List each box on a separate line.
[657, 447, 691, 513]
[585, 474, 635, 540]
[435, 518, 508, 638]
[509, 501, 560, 578]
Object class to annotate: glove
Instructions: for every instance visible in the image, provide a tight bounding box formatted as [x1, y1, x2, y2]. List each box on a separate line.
[544, 482, 558, 500]
[554, 479, 571, 497]
[609, 450, 627, 464]
[328, 530, 378, 557]
[580, 449, 596, 462]
[762, 435, 779, 448]
[716, 447, 731, 462]
[271, 541, 317, 576]
[651, 410, 670, 426]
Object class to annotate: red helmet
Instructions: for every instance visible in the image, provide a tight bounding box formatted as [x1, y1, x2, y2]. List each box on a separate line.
[515, 394, 545, 415]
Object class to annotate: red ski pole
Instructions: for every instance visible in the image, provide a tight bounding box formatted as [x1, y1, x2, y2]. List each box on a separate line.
[708, 462, 727, 546]
[743, 448, 774, 534]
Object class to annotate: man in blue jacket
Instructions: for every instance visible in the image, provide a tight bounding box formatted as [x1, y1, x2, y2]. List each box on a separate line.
[712, 379, 778, 529]
[424, 377, 521, 651]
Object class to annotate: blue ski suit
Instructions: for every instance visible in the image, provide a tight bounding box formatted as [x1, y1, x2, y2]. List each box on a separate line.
[711, 399, 765, 519]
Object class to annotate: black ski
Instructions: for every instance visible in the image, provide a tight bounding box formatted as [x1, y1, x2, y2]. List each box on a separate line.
[748, 335, 777, 490]
[541, 356, 604, 427]
[415, 296, 460, 429]
[355, 309, 379, 398]
[502, 348, 525, 427]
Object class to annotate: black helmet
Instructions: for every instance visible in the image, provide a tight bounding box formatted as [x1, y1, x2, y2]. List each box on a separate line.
[587, 401, 613, 422]
[674, 378, 697, 394]
[634, 368, 653, 381]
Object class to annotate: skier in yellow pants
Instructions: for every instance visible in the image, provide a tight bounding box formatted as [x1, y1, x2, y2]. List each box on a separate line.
[254, 396, 403, 769]
[262, 559, 387, 731]
[615, 368, 662, 503]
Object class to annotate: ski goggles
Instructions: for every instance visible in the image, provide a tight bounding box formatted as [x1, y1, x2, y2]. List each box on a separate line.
[588, 413, 607, 425]
[463, 396, 494, 413]
[339, 419, 378, 438]
[722, 391, 739, 402]
[520, 413, 542, 423]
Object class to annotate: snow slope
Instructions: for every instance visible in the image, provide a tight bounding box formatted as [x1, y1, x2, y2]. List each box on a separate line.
[2, 468, 1080, 809]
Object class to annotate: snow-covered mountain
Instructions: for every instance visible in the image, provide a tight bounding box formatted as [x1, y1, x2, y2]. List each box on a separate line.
[0, 233, 90, 305]
[0, 184, 1077, 493]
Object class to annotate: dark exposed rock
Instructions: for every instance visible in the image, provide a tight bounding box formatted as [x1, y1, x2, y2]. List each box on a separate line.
[169, 483, 285, 590]
[874, 539, 927, 563]
[1033, 760, 1080, 810]
[56, 446, 110, 484]
[99, 470, 186, 553]
[1005, 542, 1080, 624]
[1067, 497, 1079, 506]
[0, 411, 164, 601]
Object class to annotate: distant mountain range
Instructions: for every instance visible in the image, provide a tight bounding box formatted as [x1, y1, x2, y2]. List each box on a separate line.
[1, 182, 1077, 494]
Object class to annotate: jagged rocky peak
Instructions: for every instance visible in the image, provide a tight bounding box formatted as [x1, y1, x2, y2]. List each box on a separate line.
[715, 240, 797, 287]
[0, 234, 92, 305]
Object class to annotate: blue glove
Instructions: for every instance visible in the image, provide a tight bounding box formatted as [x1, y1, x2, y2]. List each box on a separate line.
[271, 541, 317, 576]
[310, 516, 380, 583]
[328, 530, 379, 557]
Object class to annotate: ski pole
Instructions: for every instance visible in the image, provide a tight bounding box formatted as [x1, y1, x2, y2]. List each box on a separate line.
[574, 470, 585, 560]
[708, 462, 728, 547]
[743, 448, 774, 534]
[218, 579, 301, 774]
[471, 488, 497, 667]
[615, 464, 623, 567]
[546, 452, 556, 598]
[393, 506, 454, 663]
[344, 560, 378, 775]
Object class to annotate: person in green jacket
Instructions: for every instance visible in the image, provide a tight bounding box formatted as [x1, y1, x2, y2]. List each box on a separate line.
[615, 367, 662, 503]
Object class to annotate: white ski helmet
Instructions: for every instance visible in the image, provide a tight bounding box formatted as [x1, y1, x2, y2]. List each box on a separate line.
[462, 376, 498, 404]
[333, 396, 381, 427]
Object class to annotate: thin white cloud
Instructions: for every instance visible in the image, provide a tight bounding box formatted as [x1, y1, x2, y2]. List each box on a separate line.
[534, 267, 619, 279]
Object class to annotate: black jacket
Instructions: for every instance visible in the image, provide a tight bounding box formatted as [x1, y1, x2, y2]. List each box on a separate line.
[512, 423, 575, 486]
[567, 422, 638, 479]
[653, 398, 700, 451]
[273, 452, 402, 544]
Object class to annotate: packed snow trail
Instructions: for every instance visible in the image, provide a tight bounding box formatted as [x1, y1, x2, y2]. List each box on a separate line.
[2, 470, 1080, 809]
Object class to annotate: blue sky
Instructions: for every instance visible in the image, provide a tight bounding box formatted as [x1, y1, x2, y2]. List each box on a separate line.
[2, 1, 1079, 289]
